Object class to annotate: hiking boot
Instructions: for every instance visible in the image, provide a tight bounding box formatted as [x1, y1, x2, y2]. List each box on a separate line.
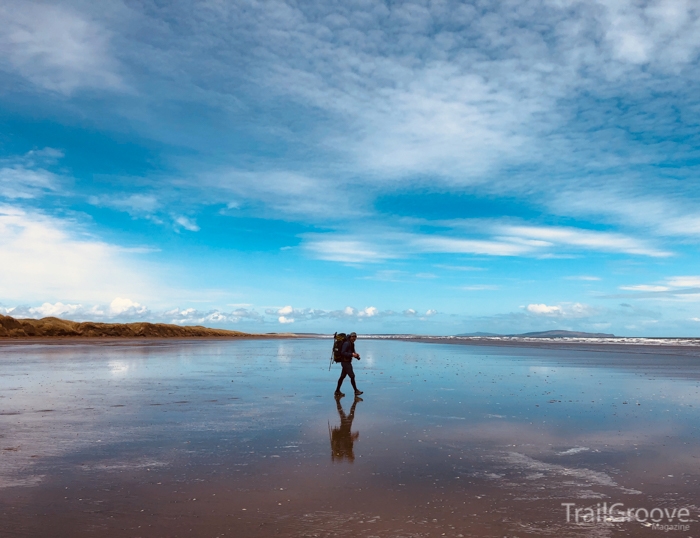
[354, 390, 363, 396]
[353, 396, 364, 402]
[334, 391, 345, 398]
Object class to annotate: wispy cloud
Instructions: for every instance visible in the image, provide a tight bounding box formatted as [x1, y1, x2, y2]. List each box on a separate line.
[0, 166, 57, 199]
[0, 1, 125, 94]
[0, 149, 62, 200]
[607, 276, 700, 300]
[7, 0, 699, 237]
[666, 276, 700, 288]
[202, 169, 370, 221]
[619, 285, 670, 292]
[498, 225, 671, 257]
[303, 238, 396, 263]
[411, 236, 533, 257]
[89, 194, 160, 218]
[174, 216, 200, 232]
[303, 222, 670, 264]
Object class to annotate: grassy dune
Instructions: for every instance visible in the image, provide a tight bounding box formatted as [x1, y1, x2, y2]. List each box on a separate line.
[0, 314, 252, 338]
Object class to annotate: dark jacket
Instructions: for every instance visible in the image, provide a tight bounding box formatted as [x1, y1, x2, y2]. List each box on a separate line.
[340, 339, 355, 362]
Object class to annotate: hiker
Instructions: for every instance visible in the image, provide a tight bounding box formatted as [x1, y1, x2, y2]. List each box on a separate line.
[335, 332, 363, 397]
[330, 395, 361, 462]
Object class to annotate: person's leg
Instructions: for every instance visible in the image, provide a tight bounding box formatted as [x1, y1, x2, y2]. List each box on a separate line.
[346, 363, 360, 392]
[336, 364, 348, 393]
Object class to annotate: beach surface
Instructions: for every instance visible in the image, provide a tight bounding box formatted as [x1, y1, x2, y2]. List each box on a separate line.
[1, 338, 699, 537]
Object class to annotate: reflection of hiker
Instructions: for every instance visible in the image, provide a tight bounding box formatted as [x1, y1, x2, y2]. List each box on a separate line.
[335, 332, 363, 397]
[330, 396, 361, 462]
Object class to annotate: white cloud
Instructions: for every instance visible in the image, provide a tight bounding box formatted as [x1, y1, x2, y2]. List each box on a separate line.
[611, 277, 700, 299]
[278, 305, 293, 315]
[527, 303, 563, 315]
[565, 275, 601, 281]
[0, 1, 125, 94]
[619, 285, 670, 292]
[109, 297, 147, 316]
[3, 301, 266, 325]
[162, 307, 264, 325]
[425, 309, 437, 316]
[26, 302, 82, 318]
[666, 276, 700, 288]
[358, 306, 378, 317]
[174, 216, 200, 232]
[597, 0, 700, 67]
[278, 316, 294, 324]
[0, 205, 157, 304]
[462, 285, 499, 291]
[526, 302, 595, 318]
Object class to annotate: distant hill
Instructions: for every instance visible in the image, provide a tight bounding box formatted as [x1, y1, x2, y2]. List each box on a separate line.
[515, 330, 615, 338]
[455, 330, 615, 338]
[0, 314, 252, 338]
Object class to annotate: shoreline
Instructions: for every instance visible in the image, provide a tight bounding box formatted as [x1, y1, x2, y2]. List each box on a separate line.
[0, 334, 304, 346]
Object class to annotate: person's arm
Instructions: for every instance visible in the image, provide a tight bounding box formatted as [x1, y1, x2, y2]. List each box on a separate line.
[341, 340, 353, 360]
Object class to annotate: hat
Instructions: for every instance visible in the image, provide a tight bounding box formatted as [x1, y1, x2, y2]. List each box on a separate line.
[349, 332, 357, 337]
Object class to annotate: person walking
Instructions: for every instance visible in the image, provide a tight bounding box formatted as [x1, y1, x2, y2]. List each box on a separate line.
[335, 332, 363, 397]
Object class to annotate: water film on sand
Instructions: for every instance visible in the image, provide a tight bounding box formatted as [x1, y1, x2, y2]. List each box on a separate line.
[1, 338, 699, 537]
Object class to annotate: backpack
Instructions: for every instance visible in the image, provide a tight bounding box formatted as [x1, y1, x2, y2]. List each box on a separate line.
[332, 332, 347, 363]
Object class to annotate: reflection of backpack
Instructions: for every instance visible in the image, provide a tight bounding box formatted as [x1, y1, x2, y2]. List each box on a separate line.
[332, 332, 347, 363]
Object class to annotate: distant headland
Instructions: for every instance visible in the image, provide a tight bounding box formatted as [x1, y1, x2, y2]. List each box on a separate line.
[456, 330, 616, 338]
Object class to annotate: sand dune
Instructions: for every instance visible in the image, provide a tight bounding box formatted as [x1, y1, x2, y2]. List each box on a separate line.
[0, 314, 251, 338]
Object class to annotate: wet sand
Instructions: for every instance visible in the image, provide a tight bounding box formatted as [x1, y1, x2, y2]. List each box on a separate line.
[1, 339, 699, 537]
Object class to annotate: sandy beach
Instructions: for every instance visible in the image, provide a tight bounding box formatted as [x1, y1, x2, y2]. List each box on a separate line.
[1, 338, 699, 537]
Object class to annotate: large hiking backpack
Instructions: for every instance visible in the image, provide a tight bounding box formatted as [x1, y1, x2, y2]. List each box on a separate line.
[332, 332, 347, 363]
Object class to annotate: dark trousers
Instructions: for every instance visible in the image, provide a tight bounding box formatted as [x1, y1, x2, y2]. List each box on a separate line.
[336, 361, 358, 392]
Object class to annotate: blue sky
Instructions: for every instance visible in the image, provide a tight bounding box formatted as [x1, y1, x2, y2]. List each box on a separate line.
[2, 0, 700, 336]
